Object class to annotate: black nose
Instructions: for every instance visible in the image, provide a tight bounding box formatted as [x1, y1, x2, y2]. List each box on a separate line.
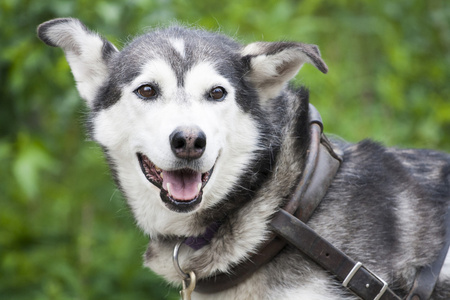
[170, 127, 207, 160]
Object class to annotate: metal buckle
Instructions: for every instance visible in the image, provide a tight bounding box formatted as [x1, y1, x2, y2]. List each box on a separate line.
[343, 262, 388, 300]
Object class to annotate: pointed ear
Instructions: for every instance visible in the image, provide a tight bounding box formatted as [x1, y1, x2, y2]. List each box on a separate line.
[37, 18, 119, 108]
[242, 42, 328, 101]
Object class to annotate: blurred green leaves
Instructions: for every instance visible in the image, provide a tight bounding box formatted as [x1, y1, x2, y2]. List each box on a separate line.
[1, 0, 449, 299]
[12, 134, 58, 199]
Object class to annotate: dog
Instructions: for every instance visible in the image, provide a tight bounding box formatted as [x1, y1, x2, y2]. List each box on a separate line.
[37, 18, 450, 299]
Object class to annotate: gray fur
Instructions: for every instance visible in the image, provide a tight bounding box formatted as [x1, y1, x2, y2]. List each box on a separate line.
[38, 18, 450, 299]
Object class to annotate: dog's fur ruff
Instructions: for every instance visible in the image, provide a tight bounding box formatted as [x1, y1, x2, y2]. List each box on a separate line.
[37, 18, 450, 299]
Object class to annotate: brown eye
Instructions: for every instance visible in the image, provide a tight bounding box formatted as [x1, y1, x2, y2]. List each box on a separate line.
[135, 84, 158, 99]
[208, 86, 227, 101]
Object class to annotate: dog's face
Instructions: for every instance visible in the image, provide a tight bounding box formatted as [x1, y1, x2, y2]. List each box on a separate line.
[92, 48, 261, 235]
[38, 18, 327, 237]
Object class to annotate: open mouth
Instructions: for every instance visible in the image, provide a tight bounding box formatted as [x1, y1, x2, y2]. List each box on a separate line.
[137, 153, 213, 213]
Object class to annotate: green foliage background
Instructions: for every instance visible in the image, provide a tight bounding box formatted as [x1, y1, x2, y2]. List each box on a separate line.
[1, 0, 449, 299]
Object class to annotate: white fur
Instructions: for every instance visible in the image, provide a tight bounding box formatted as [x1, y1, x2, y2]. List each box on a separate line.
[170, 38, 185, 58]
[93, 59, 260, 237]
[394, 190, 422, 279]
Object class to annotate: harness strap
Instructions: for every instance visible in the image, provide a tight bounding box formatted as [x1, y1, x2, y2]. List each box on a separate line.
[295, 134, 341, 221]
[271, 209, 402, 300]
[406, 206, 450, 300]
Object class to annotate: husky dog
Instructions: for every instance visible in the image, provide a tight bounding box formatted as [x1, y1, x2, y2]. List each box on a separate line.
[38, 18, 450, 299]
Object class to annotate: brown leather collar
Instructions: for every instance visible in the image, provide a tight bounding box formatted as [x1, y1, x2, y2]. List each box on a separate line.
[195, 104, 343, 293]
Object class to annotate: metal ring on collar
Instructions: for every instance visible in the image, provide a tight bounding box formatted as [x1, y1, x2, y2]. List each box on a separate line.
[173, 240, 190, 280]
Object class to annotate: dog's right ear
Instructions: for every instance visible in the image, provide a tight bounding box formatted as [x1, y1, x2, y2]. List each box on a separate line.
[242, 41, 328, 102]
[37, 18, 118, 108]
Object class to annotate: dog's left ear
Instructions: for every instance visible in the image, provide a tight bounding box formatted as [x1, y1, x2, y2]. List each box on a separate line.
[37, 18, 119, 108]
[242, 42, 328, 101]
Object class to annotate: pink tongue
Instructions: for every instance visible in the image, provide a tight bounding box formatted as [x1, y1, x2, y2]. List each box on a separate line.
[162, 170, 202, 201]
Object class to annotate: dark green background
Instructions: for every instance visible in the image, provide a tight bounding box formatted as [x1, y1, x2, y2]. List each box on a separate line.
[1, 0, 449, 299]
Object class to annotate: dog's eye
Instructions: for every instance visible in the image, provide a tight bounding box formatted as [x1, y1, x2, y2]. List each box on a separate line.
[208, 87, 227, 101]
[135, 84, 158, 100]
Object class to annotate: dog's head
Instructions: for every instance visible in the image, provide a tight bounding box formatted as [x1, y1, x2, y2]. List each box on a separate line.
[38, 18, 327, 237]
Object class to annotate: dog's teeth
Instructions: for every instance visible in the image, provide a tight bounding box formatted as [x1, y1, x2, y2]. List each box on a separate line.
[160, 172, 163, 179]
[167, 183, 172, 196]
[197, 182, 202, 193]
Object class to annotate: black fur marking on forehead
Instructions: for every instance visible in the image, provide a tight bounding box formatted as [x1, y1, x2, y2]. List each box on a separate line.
[152, 27, 244, 87]
[119, 26, 243, 83]
[92, 26, 258, 113]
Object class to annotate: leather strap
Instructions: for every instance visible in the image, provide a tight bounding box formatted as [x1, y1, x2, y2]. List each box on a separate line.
[296, 136, 341, 221]
[194, 104, 342, 293]
[271, 209, 402, 300]
[406, 206, 450, 300]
